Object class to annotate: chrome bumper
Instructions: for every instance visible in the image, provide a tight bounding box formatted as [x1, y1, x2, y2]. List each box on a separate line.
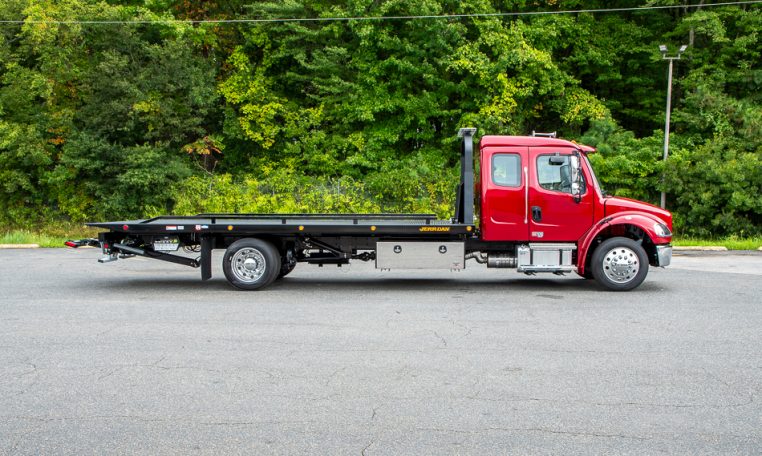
[656, 245, 672, 267]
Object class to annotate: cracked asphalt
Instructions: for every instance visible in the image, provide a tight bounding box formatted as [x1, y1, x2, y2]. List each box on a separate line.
[1, 248, 761, 455]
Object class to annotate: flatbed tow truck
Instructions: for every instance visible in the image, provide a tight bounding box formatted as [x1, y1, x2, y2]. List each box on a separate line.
[67, 128, 673, 291]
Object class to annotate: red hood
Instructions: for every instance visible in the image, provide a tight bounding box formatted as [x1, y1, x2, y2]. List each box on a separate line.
[604, 196, 673, 231]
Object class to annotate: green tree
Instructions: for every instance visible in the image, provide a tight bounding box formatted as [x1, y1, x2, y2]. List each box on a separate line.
[0, 0, 220, 222]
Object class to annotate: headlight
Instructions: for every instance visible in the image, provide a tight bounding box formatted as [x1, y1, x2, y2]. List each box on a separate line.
[653, 223, 672, 237]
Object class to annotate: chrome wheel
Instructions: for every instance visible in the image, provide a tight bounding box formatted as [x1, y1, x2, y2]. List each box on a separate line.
[231, 247, 267, 283]
[602, 246, 640, 284]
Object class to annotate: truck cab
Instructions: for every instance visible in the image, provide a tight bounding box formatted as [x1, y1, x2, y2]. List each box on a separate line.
[476, 134, 673, 289]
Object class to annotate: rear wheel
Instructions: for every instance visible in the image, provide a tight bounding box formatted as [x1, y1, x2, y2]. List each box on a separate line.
[223, 238, 281, 290]
[591, 237, 649, 291]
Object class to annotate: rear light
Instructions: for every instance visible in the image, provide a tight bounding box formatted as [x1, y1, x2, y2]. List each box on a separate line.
[122, 225, 129, 231]
[65, 241, 77, 248]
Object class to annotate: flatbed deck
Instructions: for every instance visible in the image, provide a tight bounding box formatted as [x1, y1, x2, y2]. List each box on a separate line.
[88, 213, 475, 237]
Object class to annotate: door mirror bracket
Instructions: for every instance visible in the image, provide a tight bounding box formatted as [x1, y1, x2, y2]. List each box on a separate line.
[570, 153, 583, 203]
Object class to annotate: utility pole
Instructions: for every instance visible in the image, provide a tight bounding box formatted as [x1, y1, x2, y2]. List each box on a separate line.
[659, 44, 687, 209]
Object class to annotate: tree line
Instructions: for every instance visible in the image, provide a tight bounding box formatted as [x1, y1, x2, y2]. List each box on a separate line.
[0, 0, 759, 236]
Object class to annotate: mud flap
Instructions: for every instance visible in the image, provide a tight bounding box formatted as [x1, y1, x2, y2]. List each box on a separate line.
[201, 235, 214, 281]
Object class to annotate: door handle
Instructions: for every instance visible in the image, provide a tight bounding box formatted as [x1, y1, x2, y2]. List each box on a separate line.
[532, 206, 542, 222]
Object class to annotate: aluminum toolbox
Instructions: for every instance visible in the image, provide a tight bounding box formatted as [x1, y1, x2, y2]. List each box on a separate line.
[376, 241, 465, 270]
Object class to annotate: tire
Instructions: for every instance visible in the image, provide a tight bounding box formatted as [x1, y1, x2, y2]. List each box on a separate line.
[222, 238, 281, 290]
[591, 237, 649, 291]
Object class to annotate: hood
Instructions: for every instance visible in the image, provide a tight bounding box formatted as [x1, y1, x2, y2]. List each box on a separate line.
[604, 196, 673, 231]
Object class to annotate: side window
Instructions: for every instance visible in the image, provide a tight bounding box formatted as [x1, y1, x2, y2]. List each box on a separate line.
[536, 155, 586, 194]
[492, 154, 521, 187]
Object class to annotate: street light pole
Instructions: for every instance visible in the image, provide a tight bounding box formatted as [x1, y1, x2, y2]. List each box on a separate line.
[659, 44, 687, 209]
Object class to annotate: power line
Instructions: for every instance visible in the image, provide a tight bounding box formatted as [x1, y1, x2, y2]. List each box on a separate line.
[0, 1, 760, 25]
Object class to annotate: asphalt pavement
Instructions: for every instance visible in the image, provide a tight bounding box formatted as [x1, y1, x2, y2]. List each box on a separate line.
[1, 248, 760, 455]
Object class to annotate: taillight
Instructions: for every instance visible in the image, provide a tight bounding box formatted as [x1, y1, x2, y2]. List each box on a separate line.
[65, 241, 77, 248]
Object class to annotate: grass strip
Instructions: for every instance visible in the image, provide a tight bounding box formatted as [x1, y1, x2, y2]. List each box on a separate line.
[1, 226, 102, 248]
[671, 236, 762, 251]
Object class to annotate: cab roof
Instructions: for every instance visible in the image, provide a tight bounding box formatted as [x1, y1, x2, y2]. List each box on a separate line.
[479, 135, 595, 153]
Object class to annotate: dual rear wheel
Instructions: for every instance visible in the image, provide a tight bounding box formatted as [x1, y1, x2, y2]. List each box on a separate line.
[222, 238, 282, 290]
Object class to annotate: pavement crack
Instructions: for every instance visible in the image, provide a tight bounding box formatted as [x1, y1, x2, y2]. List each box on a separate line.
[433, 331, 447, 348]
[417, 427, 650, 440]
[200, 421, 256, 426]
[360, 439, 374, 456]
[467, 395, 755, 409]
[370, 405, 381, 422]
[487, 427, 650, 440]
[152, 364, 221, 374]
[97, 366, 124, 381]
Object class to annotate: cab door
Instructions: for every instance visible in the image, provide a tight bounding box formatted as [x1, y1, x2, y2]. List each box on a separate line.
[528, 147, 594, 242]
[480, 146, 529, 241]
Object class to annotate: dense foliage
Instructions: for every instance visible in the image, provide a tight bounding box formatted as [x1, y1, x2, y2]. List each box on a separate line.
[0, 0, 759, 236]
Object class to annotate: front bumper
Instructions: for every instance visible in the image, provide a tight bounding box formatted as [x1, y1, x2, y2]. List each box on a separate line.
[656, 245, 672, 267]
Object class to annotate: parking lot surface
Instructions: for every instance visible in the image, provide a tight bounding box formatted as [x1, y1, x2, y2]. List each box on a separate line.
[1, 249, 761, 454]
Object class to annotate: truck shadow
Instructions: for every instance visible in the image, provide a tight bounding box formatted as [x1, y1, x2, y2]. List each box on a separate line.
[268, 277, 662, 293]
[111, 275, 662, 294]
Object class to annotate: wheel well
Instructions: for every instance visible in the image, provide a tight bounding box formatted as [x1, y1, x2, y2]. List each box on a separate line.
[584, 223, 659, 272]
[220, 235, 291, 251]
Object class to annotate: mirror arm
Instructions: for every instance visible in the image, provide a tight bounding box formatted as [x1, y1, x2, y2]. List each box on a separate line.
[571, 151, 583, 204]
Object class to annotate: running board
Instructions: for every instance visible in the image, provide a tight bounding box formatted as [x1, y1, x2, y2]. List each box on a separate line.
[519, 266, 576, 275]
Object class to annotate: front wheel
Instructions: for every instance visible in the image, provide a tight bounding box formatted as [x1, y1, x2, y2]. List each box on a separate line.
[223, 238, 281, 290]
[591, 237, 649, 291]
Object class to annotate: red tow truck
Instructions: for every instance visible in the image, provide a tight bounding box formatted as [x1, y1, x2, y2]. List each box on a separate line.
[68, 128, 673, 291]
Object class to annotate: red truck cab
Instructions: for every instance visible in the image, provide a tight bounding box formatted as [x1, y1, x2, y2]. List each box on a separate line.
[477, 135, 673, 288]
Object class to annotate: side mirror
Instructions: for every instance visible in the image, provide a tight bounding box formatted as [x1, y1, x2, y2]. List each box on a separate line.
[570, 155, 582, 203]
